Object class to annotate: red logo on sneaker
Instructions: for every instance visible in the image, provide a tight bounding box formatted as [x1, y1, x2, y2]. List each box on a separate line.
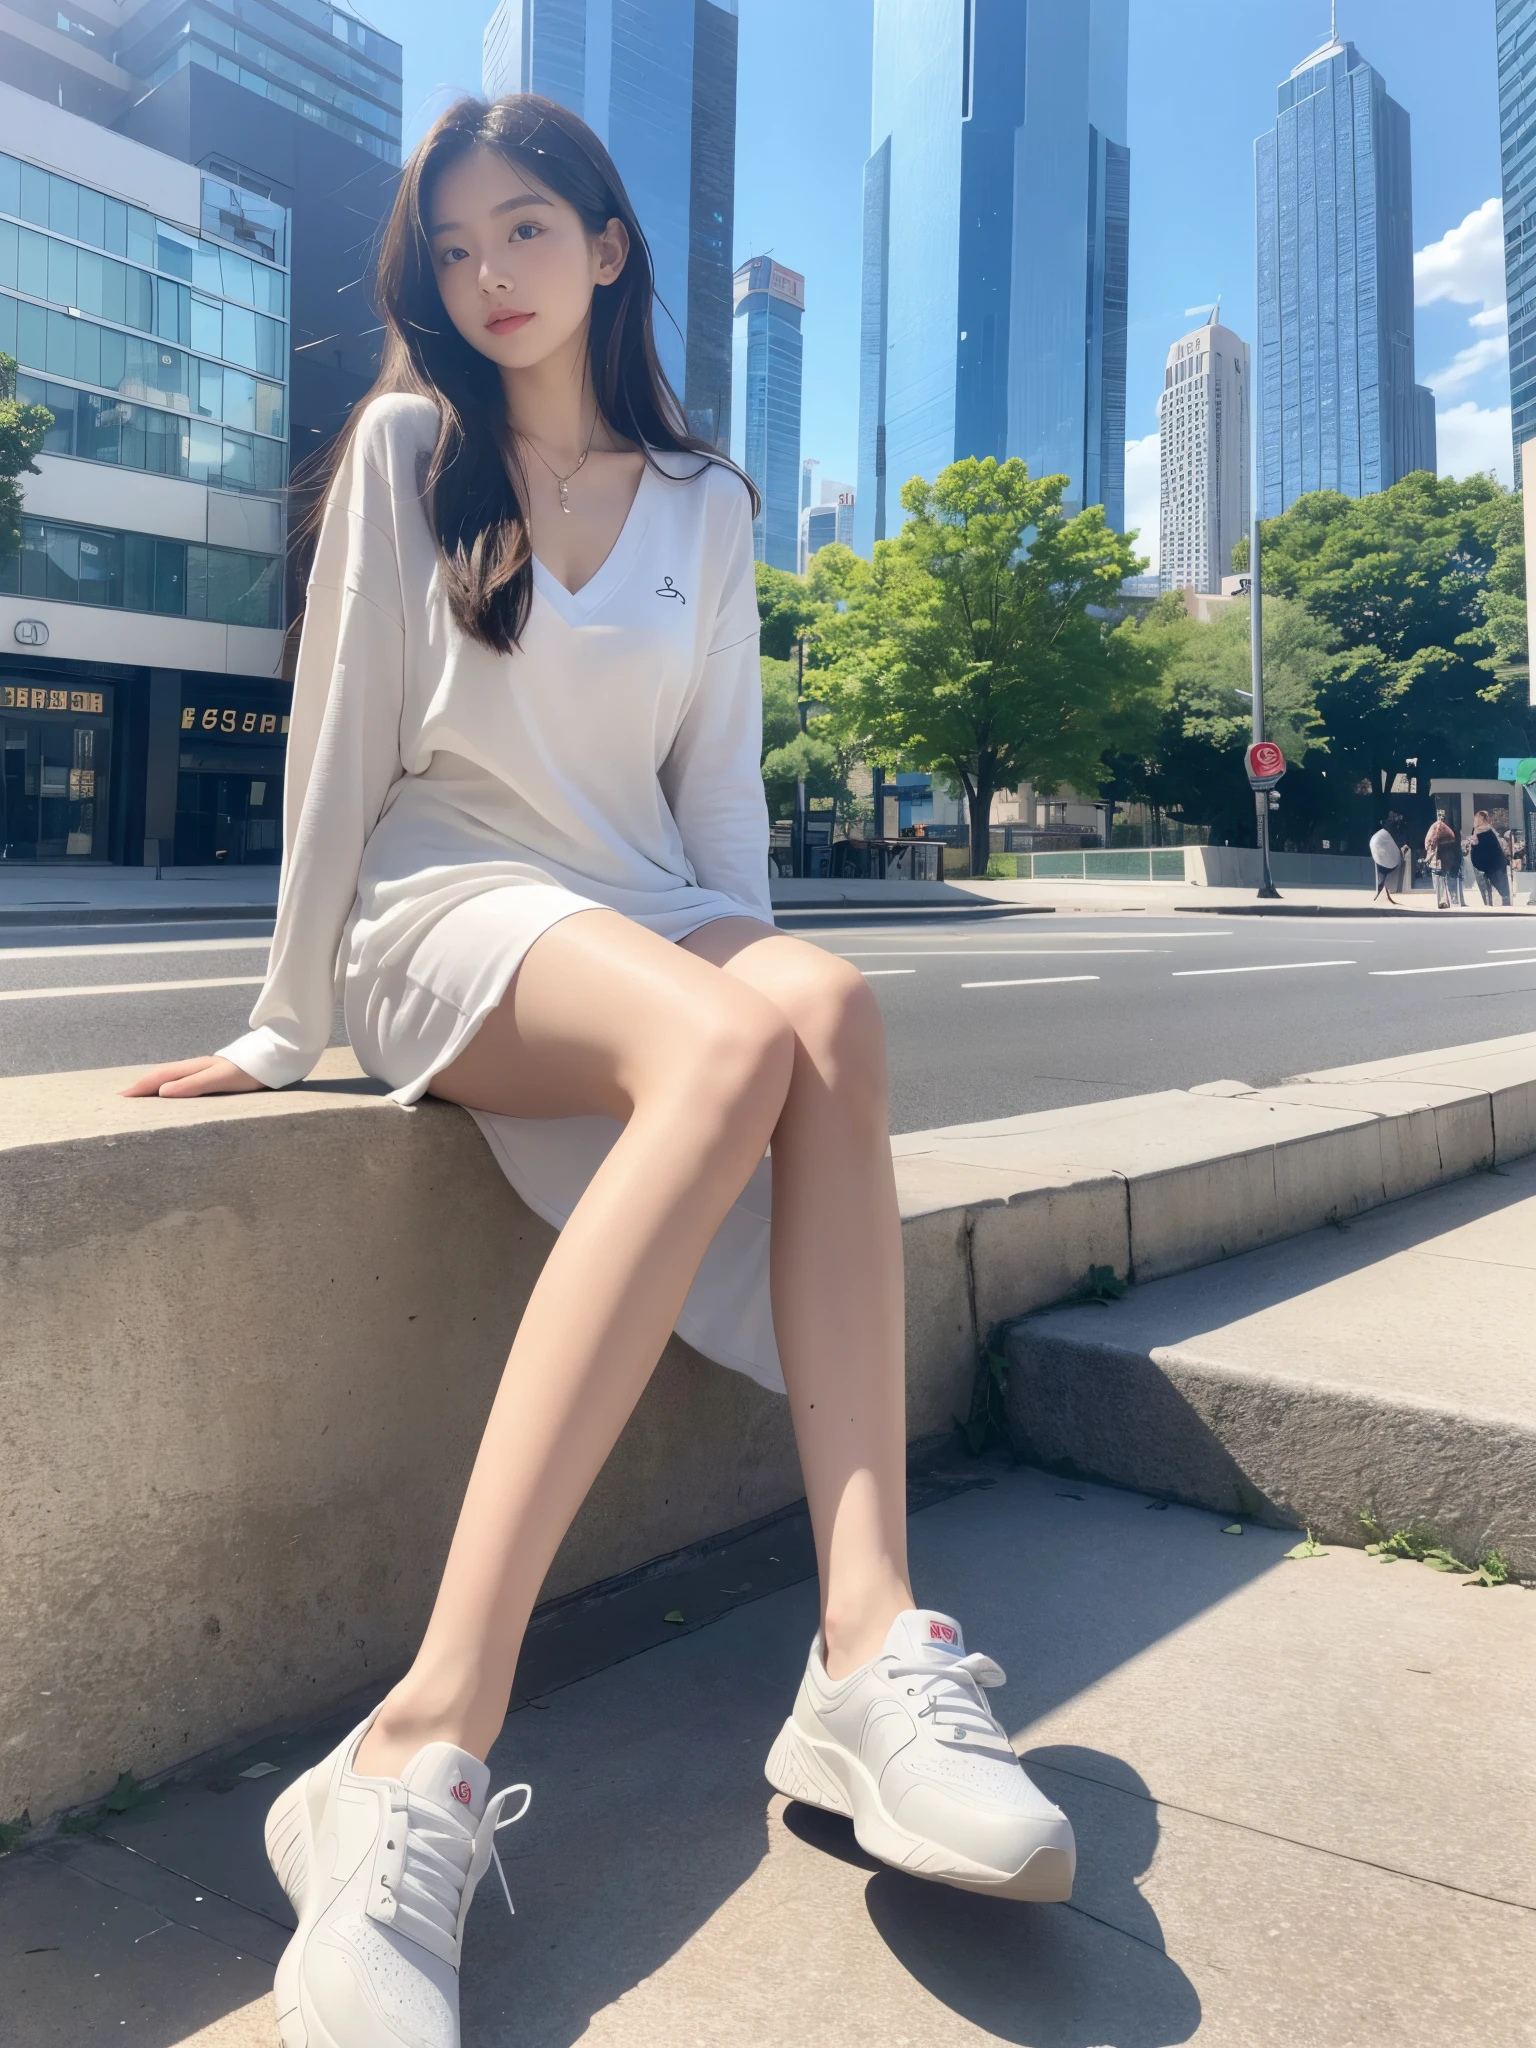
[450, 1780, 473, 1806]
[928, 1621, 958, 1645]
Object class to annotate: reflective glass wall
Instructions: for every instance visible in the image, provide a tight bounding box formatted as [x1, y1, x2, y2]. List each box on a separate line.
[857, 0, 1130, 551]
[1256, 39, 1432, 514]
[0, 154, 289, 495]
[1497, 0, 1536, 485]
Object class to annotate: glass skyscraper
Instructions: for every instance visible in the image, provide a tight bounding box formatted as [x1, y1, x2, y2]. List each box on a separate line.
[1497, 0, 1536, 485]
[1255, 32, 1436, 515]
[855, 0, 1129, 556]
[730, 256, 803, 570]
[482, 0, 737, 448]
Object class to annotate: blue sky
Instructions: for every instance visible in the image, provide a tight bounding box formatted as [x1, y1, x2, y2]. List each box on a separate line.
[361, 0, 1512, 566]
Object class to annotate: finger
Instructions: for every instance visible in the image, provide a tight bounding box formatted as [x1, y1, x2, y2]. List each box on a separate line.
[117, 1058, 212, 1097]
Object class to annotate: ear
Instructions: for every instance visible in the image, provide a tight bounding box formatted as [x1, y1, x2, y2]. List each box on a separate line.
[594, 216, 629, 289]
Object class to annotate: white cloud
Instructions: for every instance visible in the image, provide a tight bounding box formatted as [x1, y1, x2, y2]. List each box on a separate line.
[1471, 302, 1509, 333]
[1427, 333, 1512, 396]
[1123, 430, 1160, 573]
[1434, 401, 1515, 486]
[1415, 197, 1506, 310]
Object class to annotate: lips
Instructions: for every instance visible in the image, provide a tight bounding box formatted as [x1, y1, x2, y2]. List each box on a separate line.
[485, 310, 533, 334]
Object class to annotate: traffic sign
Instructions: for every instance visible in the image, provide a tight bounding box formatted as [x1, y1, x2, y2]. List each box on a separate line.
[1245, 740, 1286, 790]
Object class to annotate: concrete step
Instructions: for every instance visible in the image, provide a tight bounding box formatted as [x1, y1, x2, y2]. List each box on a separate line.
[1005, 1155, 1536, 1575]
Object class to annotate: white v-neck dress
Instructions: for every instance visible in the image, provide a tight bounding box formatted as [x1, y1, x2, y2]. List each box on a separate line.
[218, 392, 784, 1391]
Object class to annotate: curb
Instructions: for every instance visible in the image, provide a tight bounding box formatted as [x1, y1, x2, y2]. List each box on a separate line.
[1178, 903, 1536, 919]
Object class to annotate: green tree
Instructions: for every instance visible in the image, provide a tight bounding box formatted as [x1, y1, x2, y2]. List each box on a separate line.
[817, 457, 1155, 874]
[1254, 472, 1517, 838]
[1472, 487, 1526, 691]
[1125, 591, 1332, 845]
[754, 559, 821, 660]
[758, 652, 848, 820]
[0, 352, 52, 559]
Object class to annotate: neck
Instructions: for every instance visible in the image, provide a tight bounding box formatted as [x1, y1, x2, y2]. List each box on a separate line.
[500, 323, 604, 460]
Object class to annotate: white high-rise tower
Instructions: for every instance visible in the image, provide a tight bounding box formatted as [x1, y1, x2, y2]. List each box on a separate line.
[1158, 311, 1250, 595]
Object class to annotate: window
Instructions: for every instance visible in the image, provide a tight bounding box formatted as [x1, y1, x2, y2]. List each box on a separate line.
[0, 516, 281, 627]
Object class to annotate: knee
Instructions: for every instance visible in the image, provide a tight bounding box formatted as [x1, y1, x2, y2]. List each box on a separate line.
[780, 953, 888, 1114]
[668, 986, 795, 1138]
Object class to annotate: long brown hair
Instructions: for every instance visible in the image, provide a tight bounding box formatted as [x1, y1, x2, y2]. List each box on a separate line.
[291, 94, 753, 655]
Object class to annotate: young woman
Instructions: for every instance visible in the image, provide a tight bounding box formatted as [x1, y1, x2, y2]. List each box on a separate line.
[124, 96, 1073, 2048]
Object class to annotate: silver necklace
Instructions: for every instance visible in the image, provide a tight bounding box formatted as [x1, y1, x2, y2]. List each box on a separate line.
[521, 413, 600, 515]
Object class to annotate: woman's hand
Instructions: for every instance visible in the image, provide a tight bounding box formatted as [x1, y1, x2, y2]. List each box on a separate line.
[118, 1055, 267, 1099]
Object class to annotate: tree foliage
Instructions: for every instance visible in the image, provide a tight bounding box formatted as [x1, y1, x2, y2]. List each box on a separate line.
[0, 351, 52, 559]
[812, 458, 1155, 870]
[1131, 472, 1526, 850]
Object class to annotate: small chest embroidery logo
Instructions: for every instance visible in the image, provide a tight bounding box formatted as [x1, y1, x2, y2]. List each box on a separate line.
[655, 576, 686, 604]
[450, 1780, 473, 1806]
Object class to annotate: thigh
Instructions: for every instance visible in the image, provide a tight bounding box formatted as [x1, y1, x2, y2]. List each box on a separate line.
[428, 908, 779, 1121]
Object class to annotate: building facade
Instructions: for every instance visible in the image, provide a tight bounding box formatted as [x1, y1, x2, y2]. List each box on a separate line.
[482, 0, 738, 448]
[0, 2, 402, 864]
[1158, 313, 1250, 595]
[799, 479, 855, 573]
[730, 256, 803, 570]
[1497, 0, 1536, 485]
[0, 87, 288, 864]
[855, 0, 1129, 556]
[1255, 31, 1436, 516]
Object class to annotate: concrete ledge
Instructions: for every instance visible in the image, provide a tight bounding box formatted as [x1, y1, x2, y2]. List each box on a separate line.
[1003, 1158, 1536, 1577]
[7, 1031, 1536, 1825]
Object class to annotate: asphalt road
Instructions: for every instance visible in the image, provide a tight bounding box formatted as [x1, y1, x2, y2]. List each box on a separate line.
[4, 908, 1536, 1133]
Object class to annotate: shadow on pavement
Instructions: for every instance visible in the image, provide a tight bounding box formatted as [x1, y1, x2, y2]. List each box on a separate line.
[784, 1746, 1198, 2048]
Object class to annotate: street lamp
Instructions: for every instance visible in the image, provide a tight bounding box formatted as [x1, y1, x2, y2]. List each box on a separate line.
[792, 633, 807, 878]
[1249, 515, 1280, 899]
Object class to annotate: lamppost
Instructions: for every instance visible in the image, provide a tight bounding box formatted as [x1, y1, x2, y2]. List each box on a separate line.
[792, 633, 807, 878]
[1250, 514, 1281, 899]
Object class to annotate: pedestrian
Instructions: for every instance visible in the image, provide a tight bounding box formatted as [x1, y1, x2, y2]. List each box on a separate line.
[1425, 812, 1464, 909]
[118, 96, 1073, 2047]
[1369, 820, 1402, 902]
[1469, 809, 1513, 907]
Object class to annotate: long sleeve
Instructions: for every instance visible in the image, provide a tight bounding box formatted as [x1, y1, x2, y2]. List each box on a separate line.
[218, 410, 409, 1088]
[658, 476, 773, 925]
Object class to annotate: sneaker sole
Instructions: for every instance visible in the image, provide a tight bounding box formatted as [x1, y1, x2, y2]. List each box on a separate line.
[265, 1771, 352, 2048]
[764, 1716, 1075, 1903]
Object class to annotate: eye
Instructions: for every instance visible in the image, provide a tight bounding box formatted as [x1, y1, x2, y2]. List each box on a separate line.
[511, 222, 543, 242]
[438, 244, 468, 267]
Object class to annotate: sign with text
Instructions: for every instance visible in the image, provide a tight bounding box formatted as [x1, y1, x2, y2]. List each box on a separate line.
[181, 703, 290, 740]
[1245, 740, 1286, 790]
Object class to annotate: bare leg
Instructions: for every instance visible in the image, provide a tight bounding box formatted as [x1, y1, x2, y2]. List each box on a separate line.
[356, 909, 794, 1777]
[680, 919, 913, 1678]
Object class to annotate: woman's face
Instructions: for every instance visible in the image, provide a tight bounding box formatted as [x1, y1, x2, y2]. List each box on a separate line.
[426, 145, 628, 375]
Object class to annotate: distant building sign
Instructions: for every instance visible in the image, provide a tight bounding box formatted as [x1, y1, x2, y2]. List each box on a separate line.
[2, 685, 104, 712]
[181, 704, 290, 739]
[13, 619, 48, 646]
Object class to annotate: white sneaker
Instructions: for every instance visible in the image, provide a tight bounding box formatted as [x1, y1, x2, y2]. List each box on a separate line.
[765, 1608, 1074, 1901]
[263, 1715, 530, 2048]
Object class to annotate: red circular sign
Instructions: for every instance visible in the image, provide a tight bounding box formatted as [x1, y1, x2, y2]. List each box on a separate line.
[1246, 741, 1286, 787]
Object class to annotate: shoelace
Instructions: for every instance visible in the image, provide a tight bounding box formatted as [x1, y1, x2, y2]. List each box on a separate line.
[387, 1781, 533, 1950]
[481, 1782, 534, 1920]
[884, 1653, 1017, 1756]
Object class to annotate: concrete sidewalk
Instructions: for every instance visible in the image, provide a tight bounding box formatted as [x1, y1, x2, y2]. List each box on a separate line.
[954, 876, 1536, 918]
[3, 1464, 1529, 2048]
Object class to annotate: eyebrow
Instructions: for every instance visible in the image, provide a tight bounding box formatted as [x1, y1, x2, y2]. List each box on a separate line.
[429, 192, 554, 236]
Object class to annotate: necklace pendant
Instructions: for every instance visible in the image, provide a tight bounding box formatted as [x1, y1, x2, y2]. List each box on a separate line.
[558, 478, 571, 515]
